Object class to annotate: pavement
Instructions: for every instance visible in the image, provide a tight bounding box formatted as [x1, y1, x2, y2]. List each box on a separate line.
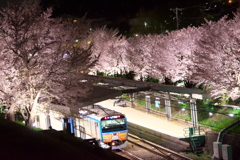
[96, 99, 191, 138]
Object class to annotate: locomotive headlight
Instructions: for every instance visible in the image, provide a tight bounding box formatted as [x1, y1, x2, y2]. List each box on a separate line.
[112, 141, 116, 146]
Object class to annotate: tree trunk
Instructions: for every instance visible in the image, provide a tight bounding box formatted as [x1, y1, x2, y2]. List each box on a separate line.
[26, 90, 42, 127]
[8, 105, 15, 121]
[26, 110, 35, 127]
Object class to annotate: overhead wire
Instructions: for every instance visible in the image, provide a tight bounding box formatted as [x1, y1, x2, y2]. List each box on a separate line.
[170, 2, 210, 28]
[173, 1, 240, 27]
[179, 2, 209, 10]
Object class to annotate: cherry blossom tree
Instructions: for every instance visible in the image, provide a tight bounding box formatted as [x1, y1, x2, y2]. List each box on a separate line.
[127, 26, 203, 84]
[127, 34, 167, 81]
[162, 26, 205, 85]
[87, 26, 131, 75]
[111, 8, 240, 102]
[0, 68, 21, 120]
[0, 1, 97, 126]
[127, 10, 240, 102]
[191, 9, 240, 101]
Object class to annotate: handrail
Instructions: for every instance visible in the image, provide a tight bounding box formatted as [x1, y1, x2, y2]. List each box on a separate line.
[217, 119, 240, 142]
[183, 126, 205, 137]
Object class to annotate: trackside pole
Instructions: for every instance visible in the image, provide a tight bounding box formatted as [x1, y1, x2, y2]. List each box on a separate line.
[129, 93, 135, 107]
[165, 92, 171, 121]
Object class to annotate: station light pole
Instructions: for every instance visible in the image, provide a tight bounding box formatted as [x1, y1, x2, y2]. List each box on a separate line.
[145, 95, 151, 113]
[190, 95, 198, 128]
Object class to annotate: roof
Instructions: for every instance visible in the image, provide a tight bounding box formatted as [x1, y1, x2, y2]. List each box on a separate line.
[79, 105, 123, 118]
[76, 86, 122, 108]
[74, 75, 210, 108]
[89, 75, 210, 99]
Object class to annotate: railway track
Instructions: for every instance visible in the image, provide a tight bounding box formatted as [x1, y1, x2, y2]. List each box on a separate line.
[114, 134, 193, 160]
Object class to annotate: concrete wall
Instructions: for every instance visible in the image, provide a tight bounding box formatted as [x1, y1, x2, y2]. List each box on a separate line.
[204, 131, 240, 160]
[35, 112, 50, 130]
[35, 104, 70, 130]
[128, 122, 190, 152]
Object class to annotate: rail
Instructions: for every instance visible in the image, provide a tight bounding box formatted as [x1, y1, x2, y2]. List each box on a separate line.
[127, 134, 193, 160]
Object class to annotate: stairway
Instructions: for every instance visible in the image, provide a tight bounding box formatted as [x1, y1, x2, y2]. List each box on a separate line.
[180, 127, 205, 156]
[190, 136, 203, 156]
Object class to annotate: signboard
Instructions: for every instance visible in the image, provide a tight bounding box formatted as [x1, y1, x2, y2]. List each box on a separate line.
[155, 98, 160, 108]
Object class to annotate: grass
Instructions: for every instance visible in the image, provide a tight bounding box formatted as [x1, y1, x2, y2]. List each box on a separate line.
[32, 127, 43, 131]
[159, 108, 165, 112]
[120, 94, 129, 99]
[199, 114, 240, 134]
[226, 124, 240, 135]
[187, 152, 212, 160]
[173, 111, 191, 121]
[138, 100, 145, 106]
[15, 120, 42, 131]
[150, 104, 158, 110]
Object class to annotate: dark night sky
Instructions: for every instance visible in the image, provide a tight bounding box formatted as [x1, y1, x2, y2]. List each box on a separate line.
[1, 0, 239, 33]
[39, 0, 214, 32]
[0, 0, 238, 21]
[40, 0, 210, 20]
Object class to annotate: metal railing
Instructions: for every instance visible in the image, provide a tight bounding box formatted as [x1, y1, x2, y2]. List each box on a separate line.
[183, 126, 205, 137]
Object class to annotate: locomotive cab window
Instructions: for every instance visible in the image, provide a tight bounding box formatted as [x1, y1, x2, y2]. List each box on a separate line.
[101, 115, 126, 132]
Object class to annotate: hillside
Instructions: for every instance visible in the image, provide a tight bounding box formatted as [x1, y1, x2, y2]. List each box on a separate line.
[0, 118, 127, 160]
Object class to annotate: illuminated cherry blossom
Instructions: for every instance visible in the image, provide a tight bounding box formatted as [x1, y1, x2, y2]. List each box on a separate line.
[88, 27, 131, 75]
[0, 1, 96, 126]
[192, 9, 240, 100]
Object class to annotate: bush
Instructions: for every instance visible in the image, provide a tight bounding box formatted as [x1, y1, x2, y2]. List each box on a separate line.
[197, 99, 215, 121]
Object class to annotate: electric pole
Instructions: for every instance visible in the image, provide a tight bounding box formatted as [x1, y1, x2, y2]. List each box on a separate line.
[170, 7, 183, 30]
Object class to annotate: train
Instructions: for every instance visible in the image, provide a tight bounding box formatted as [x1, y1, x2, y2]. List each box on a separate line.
[35, 104, 128, 150]
[76, 104, 128, 149]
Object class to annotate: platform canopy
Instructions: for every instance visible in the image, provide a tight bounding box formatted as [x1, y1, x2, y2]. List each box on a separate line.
[89, 75, 210, 100]
[76, 86, 122, 108]
[75, 75, 210, 108]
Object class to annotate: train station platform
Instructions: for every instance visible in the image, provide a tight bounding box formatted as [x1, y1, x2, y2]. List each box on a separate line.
[96, 99, 191, 138]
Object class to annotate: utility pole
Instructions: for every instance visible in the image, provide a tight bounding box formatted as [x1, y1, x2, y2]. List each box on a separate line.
[170, 7, 183, 30]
